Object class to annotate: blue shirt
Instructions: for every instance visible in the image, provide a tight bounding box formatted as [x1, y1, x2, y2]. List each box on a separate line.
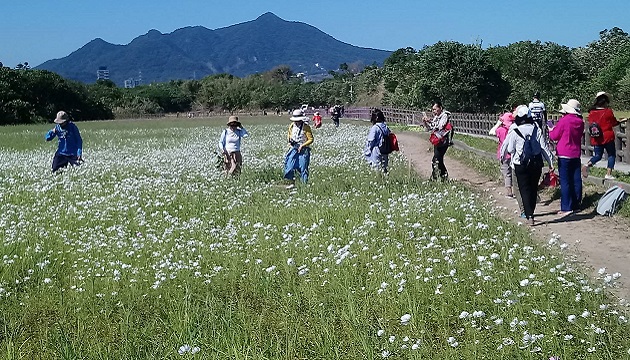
[45, 122, 83, 157]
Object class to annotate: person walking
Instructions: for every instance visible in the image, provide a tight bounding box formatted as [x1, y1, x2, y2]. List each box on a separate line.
[493, 112, 516, 198]
[549, 99, 584, 214]
[312, 112, 322, 129]
[582, 92, 628, 180]
[501, 105, 554, 226]
[219, 116, 249, 176]
[284, 109, 314, 189]
[364, 109, 391, 173]
[423, 101, 452, 181]
[45, 111, 83, 173]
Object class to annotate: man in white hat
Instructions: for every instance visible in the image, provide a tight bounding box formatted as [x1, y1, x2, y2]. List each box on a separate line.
[45, 111, 83, 172]
[284, 109, 314, 189]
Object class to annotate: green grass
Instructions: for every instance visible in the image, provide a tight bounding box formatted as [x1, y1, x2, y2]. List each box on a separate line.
[1, 119, 630, 359]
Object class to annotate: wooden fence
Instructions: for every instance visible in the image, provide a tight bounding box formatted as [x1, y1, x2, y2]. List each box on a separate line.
[343, 106, 630, 166]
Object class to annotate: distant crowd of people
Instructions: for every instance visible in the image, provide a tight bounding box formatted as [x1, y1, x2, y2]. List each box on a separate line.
[45, 91, 628, 226]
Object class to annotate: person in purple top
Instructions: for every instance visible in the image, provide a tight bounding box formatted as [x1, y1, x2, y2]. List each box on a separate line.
[45, 111, 83, 172]
[549, 99, 585, 214]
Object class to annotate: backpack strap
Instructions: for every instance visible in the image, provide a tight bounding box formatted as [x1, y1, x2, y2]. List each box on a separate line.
[513, 128, 525, 139]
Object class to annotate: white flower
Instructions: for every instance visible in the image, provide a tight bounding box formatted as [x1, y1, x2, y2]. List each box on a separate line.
[287, 258, 294, 266]
[178, 344, 191, 355]
[520, 279, 529, 287]
[381, 350, 391, 358]
[377, 329, 385, 336]
[581, 310, 590, 318]
[459, 311, 470, 319]
[411, 343, 419, 350]
[567, 315, 576, 323]
[43, 278, 52, 284]
[191, 346, 200, 354]
[400, 313, 411, 325]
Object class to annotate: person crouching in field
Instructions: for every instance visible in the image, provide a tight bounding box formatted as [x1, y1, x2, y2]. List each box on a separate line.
[284, 109, 314, 189]
[219, 116, 249, 176]
[501, 105, 554, 226]
[364, 109, 391, 174]
[45, 111, 83, 173]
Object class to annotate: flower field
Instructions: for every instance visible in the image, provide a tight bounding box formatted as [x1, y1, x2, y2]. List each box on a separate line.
[1, 118, 629, 359]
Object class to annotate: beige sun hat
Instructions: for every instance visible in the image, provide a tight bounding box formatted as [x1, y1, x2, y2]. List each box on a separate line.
[54, 111, 69, 124]
[290, 109, 307, 121]
[560, 99, 581, 115]
[227, 115, 241, 127]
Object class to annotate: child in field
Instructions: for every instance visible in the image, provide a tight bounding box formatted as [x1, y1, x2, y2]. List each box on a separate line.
[45, 111, 83, 172]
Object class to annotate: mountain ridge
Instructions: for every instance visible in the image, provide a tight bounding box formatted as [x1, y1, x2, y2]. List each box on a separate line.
[36, 13, 391, 85]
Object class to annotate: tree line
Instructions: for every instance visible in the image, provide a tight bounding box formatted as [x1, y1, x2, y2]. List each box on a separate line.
[1, 27, 629, 125]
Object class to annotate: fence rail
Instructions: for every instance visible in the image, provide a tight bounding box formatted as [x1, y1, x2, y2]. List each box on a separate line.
[343, 106, 630, 166]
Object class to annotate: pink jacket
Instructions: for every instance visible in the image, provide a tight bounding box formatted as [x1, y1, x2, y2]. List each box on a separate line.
[495, 125, 510, 160]
[549, 113, 585, 158]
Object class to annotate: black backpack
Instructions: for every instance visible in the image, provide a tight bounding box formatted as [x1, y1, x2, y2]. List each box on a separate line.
[377, 129, 392, 155]
[588, 122, 603, 138]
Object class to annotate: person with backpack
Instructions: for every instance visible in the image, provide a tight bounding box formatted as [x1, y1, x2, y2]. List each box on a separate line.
[501, 105, 554, 226]
[423, 101, 452, 181]
[284, 109, 314, 189]
[219, 116, 249, 176]
[549, 99, 584, 215]
[45, 111, 83, 173]
[582, 92, 628, 180]
[364, 108, 391, 173]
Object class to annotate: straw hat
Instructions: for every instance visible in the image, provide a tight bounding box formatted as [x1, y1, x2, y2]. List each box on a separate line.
[290, 109, 307, 122]
[227, 115, 241, 127]
[559, 99, 581, 115]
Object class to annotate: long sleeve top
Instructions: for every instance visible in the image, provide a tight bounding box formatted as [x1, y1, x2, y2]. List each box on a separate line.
[288, 123, 314, 147]
[364, 122, 390, 154]
[549, 113, 584, 159]
[219, 127, 249, 153]
[45, 122, 82, 157]
[501, 123, 553, 168]
[427, 111, 450, 131]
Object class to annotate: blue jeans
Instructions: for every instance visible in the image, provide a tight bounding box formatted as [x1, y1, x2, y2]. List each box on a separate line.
[284, 146, 310, 183]
[589, 141, 616, 169]
[558, 158, 582, 211]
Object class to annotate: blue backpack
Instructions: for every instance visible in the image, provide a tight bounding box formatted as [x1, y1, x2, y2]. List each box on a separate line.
[596, 185, 627, 216]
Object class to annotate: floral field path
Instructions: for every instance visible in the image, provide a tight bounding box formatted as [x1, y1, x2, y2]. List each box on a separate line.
[396, 131, 630, 302]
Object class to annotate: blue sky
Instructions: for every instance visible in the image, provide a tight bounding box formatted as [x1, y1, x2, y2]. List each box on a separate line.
[1, 0, 628, 68]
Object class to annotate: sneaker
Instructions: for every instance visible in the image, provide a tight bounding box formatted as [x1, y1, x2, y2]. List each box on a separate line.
[604, 174, 616, 180]
[527, 218, 535, 226]
[557, 210, 573, 216]
[285, 184, 295, 189]
[581, 165, 589, 178]
[519, 213, 527, 219]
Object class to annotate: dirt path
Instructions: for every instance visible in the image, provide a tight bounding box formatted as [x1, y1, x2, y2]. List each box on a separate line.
[397, 131, 630, 301]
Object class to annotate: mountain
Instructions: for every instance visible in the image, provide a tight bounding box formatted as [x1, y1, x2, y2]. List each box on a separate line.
[36, 13, 392, 85]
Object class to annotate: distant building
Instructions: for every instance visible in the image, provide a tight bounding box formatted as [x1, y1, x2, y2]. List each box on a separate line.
[124, 71, 143, 88]
[96, 66, 109, 80]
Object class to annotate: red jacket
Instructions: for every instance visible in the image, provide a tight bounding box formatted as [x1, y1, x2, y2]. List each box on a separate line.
[589, 108, 619, 146]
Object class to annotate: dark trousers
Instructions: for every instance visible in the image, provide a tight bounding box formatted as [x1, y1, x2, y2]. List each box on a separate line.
[432, 145, 448, 178]
[52, 152, 80, 172]
[514, 163, 542, 219]
[558, 157, 582, 211]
